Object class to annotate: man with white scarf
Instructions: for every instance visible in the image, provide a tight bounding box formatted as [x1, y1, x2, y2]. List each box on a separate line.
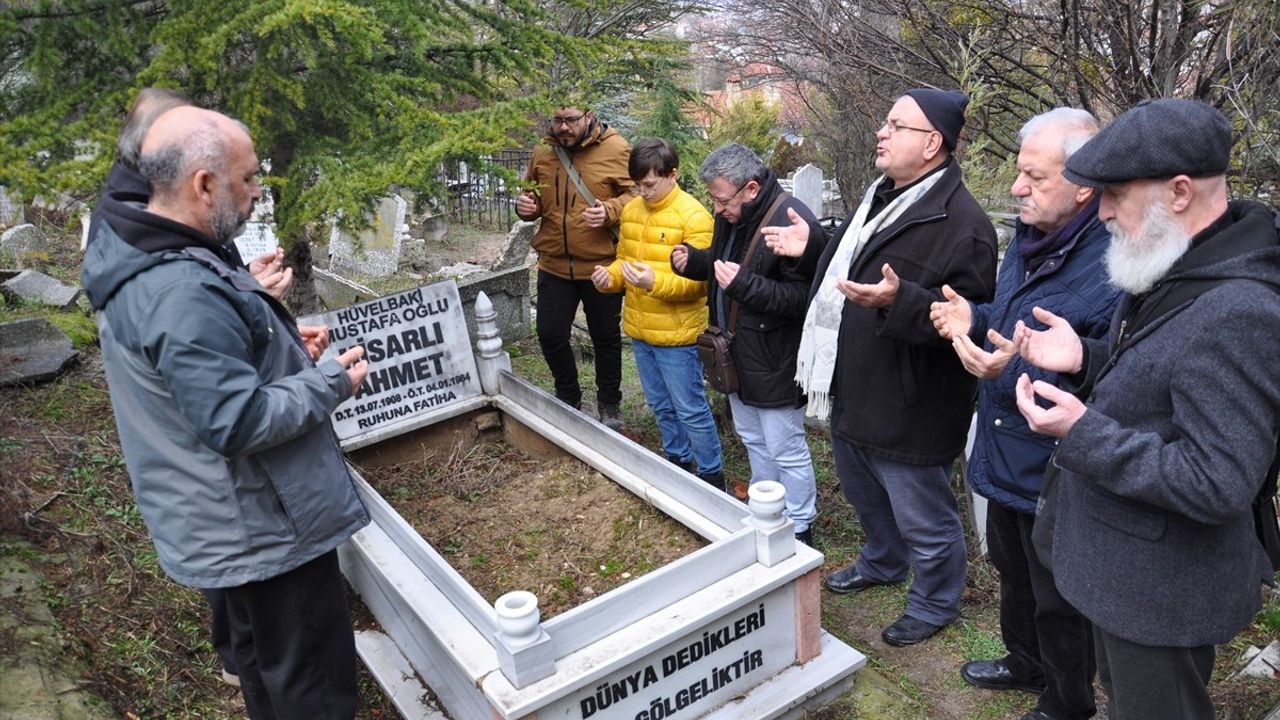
[765, 88, 997, 646]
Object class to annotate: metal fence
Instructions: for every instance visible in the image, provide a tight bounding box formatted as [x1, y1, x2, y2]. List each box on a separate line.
[439, 150, 532, 231]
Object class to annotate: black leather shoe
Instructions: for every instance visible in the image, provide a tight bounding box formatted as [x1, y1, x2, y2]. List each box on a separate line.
[881, 614, 947, 646]
[698, 471, 726, 492]
[823, 565, 900, 594]
[960, 659, 1047, 694]
[795, 528, 813, 547]
[1020, 712, 1056, 720]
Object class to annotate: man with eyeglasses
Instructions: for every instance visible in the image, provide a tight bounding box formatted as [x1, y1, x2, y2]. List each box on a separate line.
[517, 104, 636, 428]
[671, 142, 827, 543]
[765, 89, 997, 646]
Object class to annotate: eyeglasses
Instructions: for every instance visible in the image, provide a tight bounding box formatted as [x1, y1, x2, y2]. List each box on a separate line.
[709, 181, 749, 207]
[881, 118, 936, 136]
[551, 114, 586, 127]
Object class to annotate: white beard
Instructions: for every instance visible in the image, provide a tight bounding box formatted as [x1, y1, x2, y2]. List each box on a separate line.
[1104, 199, 1193, 295]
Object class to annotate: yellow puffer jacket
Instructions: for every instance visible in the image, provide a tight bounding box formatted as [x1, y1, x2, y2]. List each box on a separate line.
[602, 186, 713, 346]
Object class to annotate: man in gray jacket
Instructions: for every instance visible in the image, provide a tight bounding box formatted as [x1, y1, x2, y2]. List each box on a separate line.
[1013, 99, 1280, 719]
[83, 106, 370, 720]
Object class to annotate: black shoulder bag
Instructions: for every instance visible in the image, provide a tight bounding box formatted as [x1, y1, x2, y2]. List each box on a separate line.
[695, 194, 789, 394]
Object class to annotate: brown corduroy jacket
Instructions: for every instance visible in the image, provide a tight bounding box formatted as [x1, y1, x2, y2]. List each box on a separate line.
[520, 121, 635, 280]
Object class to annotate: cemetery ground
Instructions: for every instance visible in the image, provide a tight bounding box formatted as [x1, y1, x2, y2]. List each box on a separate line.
[1, 217, 1279, 719]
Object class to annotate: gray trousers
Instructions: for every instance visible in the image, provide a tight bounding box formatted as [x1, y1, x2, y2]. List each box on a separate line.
[832, 436, 966, 626]
[1094, 625, 1215, 720]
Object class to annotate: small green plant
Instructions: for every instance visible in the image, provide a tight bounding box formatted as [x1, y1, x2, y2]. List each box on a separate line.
[955, 620, 1006, 661]
[1254, 605, 1280, 635]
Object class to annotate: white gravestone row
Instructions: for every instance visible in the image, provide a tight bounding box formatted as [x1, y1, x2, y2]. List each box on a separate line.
[328, 195, 409, 278]
[301, 279, 481, 444]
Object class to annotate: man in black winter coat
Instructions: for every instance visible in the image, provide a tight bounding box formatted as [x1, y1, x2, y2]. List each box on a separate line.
[1015, 99, 1280, 719]
[671, 143, 826, 544]
[766, 89, 997, 647]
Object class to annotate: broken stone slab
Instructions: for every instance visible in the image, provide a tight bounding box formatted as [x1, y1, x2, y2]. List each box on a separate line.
[491, 220, 537, 271]
[454, 263, 532, 344]
[313, 266, 376, 310]
[0, 318, 78, 387]
[1, 270, 80, 310]
[1237, 640, 1280, 680]
[0, 224, 48, 259]
[437, 261, 488, 281]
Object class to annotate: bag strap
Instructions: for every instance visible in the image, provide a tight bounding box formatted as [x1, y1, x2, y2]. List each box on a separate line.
[553, 145, 598, 206]
[553, 145, 620, 243]
[725, 192, 791, 336]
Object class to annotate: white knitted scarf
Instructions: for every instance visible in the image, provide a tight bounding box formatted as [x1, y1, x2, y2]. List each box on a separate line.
[795, 170, 945, 419]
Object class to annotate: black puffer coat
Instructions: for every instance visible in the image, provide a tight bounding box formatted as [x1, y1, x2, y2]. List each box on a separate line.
[675, 172, 828, 407]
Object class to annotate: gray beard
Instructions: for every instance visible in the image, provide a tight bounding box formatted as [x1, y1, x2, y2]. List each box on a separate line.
[1104, 200, 1192, 295]
[210, 193, 250, 245]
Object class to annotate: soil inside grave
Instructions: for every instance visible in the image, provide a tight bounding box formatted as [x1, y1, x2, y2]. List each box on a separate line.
[355, 439, 706, 617]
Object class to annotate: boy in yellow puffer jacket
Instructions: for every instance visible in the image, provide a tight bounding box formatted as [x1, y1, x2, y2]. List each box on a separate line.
[591, 138, 725, 490]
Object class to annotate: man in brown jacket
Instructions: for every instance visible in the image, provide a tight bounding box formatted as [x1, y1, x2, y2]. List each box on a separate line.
[516, 105, 635, 428]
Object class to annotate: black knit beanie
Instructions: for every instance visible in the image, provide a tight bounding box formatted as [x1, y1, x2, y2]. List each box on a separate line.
[903, 88, 969, 151]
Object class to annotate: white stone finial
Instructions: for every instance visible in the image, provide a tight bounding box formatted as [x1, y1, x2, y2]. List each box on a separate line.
[475, 291, 502, 358]
[748, 481, 787, 528]
[495, 591, 541, 648]
[473, 290, 511, 394]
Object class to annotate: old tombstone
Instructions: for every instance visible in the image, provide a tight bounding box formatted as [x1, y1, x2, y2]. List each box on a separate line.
[0, 187, 24, 230]
[299, 280, 482, 445]
[455, 264, 532, 343]
[791, 164, 824, 218]
[0, 318, 78, 386]
[0, 270, 80, 309]
[491, 220, 537, 271]
[233, 223, 279, 264]
[329, 195, 409, 277]
[0, 224, 48, 260]
[1237, 641, 1280, 679]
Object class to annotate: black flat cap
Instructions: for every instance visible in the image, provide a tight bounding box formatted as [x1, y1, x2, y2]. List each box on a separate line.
[904, 88, 969, 151]
[1063, 98, 1231, 188]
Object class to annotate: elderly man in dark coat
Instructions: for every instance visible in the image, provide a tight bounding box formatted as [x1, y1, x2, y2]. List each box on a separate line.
[1014, 98, 1280, 719]
[765, 88, 997, 646]
[931, 108, 1119, 720]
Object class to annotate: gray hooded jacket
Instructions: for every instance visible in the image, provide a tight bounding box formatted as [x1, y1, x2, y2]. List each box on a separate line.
[83, 194, 368, 588]
[1045, 200, 1280, 647]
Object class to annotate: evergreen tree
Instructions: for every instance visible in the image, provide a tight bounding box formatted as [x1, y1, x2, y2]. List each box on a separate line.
[0, 0, 695, 238]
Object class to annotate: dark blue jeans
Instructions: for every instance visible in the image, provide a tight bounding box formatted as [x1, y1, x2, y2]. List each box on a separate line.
[632, 340, 722, 476]
[535, 270, 622, 408]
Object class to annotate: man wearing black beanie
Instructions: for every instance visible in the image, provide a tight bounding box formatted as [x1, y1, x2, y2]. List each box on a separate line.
[764, 89, 997, 646]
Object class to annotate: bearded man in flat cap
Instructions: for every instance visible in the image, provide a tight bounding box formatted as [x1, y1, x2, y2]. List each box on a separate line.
[1013, 98, 1280, 719]
[765, 88, 997, 646]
